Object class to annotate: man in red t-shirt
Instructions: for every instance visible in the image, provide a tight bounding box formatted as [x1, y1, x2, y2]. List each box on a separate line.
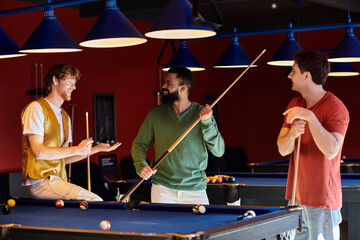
[277, 50, 349, 240]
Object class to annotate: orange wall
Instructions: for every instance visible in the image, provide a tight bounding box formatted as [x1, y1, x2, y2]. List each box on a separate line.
[0, 1, 359, 173]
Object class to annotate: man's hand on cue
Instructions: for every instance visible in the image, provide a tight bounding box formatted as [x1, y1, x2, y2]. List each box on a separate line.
[140, 166, 157, 180]
[200, 104, 213, 121]
[76, 138, 93, 155]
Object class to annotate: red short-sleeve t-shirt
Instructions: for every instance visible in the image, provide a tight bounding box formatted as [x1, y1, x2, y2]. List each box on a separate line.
[282, 92, 349, 209]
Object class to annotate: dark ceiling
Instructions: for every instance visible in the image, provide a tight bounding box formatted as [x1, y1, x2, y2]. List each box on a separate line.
[16, 0, 360, 34]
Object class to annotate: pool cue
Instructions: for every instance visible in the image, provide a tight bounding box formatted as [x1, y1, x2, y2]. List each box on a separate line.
[290, 135, 301, 206]
[86, 112, 91, 192]
[68, 104, 76, 183]
[40, 63, 43, 97]
[35, 63, 38, 99]
[120, 49, 266, 203]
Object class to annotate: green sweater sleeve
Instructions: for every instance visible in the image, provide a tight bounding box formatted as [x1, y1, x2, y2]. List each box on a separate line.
[131, 111, 153, 174]
[201, 117, 225, 157]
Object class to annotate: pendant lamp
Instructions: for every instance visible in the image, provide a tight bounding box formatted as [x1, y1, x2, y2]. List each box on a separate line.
[163, 40, 204, 71]
[145, 0, 216, 40]
[328, 62, 359, 76]
[0, 25, 26, 59]
[214, 29, 256, 68]
[20, 7, 82, 53]
[267, 24, 302, 66]
[80, 0, 147, 48]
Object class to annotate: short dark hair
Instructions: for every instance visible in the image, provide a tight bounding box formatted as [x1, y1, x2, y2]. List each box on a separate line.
[294, 50, 330, 85]
[44, 64, 81, 94]
[168, 66, 194, 92]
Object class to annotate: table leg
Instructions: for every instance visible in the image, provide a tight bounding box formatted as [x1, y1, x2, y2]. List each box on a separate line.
[347, 202, 360, 240]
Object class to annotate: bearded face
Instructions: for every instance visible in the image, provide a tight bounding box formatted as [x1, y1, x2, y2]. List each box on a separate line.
[161, 88, 179, 104]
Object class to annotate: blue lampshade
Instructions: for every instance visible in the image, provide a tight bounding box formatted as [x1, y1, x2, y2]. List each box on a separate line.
[20, 7, 82, 53]
[0, 25, 26, 59]
[214, 35, 256, 68]
[145, 0, 216, 40]
[328, 62, 359, 77]
[328, 27, 360, 62]
[267, 30, 303, 66]
[80, 0, 147, 48]
[163, 40, 205, 71]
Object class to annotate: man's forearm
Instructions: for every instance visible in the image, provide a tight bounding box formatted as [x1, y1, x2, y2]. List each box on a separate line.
[277, 128, 296, 156]
[32, 145, 80, 160]
[65, 155, 87, 164]
[307, 115, 342, 159]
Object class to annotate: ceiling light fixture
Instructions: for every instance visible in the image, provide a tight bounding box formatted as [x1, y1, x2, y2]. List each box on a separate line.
[267, 23, 303, 66]
[328, 62, 359, 77]
[0, 26, 26, 59]
[163, 40, 205, 71]
[145, 0, 216, 40]
[328, 21, 360, 62]
[214, 28, 256, 68]
[329, 0, 360, 62]
[20, 3, 82, 53]
[80, 0, 147, 48]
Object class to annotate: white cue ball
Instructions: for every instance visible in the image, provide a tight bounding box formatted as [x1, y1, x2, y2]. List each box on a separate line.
[99, 220, 111, 230]
[198, 205, 206, 214]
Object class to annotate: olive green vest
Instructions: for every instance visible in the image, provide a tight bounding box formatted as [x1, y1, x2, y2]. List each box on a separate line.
[22, 98, 69, 183]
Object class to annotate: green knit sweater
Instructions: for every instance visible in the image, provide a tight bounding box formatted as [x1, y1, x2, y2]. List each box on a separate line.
[131, 102, 225, 191]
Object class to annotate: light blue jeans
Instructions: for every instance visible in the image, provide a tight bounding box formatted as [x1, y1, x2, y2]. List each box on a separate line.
[295, 205, 342, 240]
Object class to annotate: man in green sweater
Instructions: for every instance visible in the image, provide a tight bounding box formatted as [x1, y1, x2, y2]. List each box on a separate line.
[131, 66, 225, 204]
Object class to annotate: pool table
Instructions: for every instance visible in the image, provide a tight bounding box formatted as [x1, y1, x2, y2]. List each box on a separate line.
[113, 172, 360, 240]
[0, 198, 301, 240]
[247, 158, 360, 173]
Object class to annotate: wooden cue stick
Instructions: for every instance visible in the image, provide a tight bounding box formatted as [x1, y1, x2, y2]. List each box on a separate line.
[291, 135, 301, 206]
[86, 112, 91, 192]
[68, 104, 76, 183]
[119, 49, 266, 203]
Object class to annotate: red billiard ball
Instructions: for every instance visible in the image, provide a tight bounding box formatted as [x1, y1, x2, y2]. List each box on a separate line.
[100, 220, 111, 230]
[55, 200, 64, 208]
[80, 201, 88, 210]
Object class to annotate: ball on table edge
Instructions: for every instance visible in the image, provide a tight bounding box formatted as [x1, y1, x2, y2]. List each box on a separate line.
[197, 205, 206, 214]
[100, 220, 111, 230]
[216, 176, 223, 183]
[237, 210, 256, 221]
[7, 199, 16, 208]
[55, 200, 64, 208]
[192, 205, 199, 214]
[222, 176, 229, 183]
[80, 201, 88, 210]
[192, 205, 206, 214]
[2, 205, 11, 214]
[228, 176, 236, 183]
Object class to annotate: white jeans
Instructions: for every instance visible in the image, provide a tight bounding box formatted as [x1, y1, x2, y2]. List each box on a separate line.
[26, 176, 103, 201]
[151, 184, 209, 205]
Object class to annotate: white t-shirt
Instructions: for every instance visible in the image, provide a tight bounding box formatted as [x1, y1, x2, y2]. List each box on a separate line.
[22, 99, 72, 185]
[22, 99, 72, 144]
